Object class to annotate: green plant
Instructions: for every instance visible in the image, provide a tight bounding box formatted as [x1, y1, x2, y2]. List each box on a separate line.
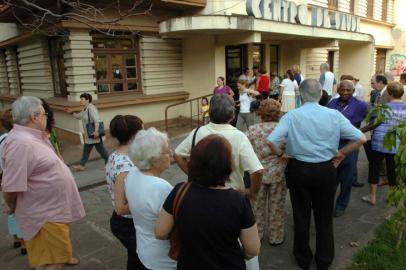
[365, 104, 406, 249]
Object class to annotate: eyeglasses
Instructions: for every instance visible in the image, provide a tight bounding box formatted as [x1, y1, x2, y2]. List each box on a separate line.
[36, 112, 48, 118]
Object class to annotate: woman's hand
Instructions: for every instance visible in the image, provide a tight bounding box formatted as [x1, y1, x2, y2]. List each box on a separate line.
[93, 130, 99, 138]
[64, 107, 73, 114]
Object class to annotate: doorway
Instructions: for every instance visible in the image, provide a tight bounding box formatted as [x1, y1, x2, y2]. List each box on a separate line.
[225, 45, 247, 94]
[328, 51, 335, 72]
[375, 49, 387, 74]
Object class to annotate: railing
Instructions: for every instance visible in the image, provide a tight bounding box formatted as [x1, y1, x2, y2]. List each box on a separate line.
[165, 93, 213, 132]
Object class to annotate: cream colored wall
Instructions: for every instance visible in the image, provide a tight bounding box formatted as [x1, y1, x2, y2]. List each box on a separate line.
[64, 30, 97, 101]
[5, 48, 19, 96]
[17, 38, 54, 98]
[0, 23, 19, 42]
[140, 36, 184, 95]
[0, 52, 8, 95]
[339, 41, 374, 97]
[360, 22, 392, 46]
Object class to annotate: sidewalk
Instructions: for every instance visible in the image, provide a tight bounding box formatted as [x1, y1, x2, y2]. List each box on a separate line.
[0, 142, 395, 270]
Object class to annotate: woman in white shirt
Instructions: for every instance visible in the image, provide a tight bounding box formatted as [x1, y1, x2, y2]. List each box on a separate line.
[123, 127, 176, 270]
[236, 80, 260, 131]
[279, 70, 298, 113]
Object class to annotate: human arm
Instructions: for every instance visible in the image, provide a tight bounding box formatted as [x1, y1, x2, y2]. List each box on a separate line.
[279, 85, 284, 100]
[240, 224, 261, 259]
[248, 170, 263, 200]
[174, 153, 189, 174]
[332, 135, 366, 167]
[155, 208, 174, 240]
[114, 172, 130, 215]
[3, 192, 17, 214]
[228, 86, 235, 97]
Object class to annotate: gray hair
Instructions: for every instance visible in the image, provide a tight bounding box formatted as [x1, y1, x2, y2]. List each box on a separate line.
[11, 96, 42, 126]
[384, 71, 394, 83]
[320, 63, 330, 71]
[128, 127, 168, 171]
[209, 94, 235, 124]
[338, 80, 354, 91]
[299, 79, 322, 103]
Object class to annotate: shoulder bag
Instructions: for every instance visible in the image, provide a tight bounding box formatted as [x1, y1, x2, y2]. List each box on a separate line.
[168, 182, 192, 260]
[85, 108, 106, 139]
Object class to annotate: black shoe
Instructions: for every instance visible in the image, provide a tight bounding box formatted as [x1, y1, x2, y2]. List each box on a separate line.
[334, 209, 345, 217]
[21, 248, 27, 255]
[352, 182, 364, 187]
[13, 241, 21, 248]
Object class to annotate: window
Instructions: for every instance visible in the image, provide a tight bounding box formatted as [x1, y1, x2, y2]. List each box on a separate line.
[367, 0, 374, 18]
[93, 37, 141, 94]
[269, 45, 279, 76]
[382, 0, 388, 21]
[328, 0, 338, 10]
[350, 0, 355, 14]
[252, 44, 264, 69]
[376, 49, 387, 74]
[49, 37, 67, 97]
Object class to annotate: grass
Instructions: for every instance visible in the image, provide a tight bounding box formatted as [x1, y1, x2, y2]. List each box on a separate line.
[347, 210, 406, 270]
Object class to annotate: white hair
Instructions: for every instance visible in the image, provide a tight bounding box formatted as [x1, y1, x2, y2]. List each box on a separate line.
[128, 127, 168, 171]
[12, 96, 42, 125]
[300, 79, 322, 103]
[320, 63, 330, 71]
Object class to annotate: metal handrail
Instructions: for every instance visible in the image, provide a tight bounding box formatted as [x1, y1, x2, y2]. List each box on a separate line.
[165, 93, 213, 132]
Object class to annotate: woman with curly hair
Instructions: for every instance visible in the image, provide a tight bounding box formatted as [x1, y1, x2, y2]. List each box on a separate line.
[246, 98, 287, 245]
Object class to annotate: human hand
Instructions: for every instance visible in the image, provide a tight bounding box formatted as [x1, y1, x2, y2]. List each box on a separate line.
[64, 108, 73, 114]
[93, 131, 99, 138]
[332, 151, 345, 168]
[3, 204, 13, 215]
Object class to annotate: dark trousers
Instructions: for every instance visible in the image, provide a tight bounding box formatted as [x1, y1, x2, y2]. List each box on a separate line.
[110, 211, 148, 270]
[335, 151, 357, 210]
[79, 141, 109, 166]
[285, 159, 336, 270]
[368, 150, 396, 185]
[352, 150, 360, 183]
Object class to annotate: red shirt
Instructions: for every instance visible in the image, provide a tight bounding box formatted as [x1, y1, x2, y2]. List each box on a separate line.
[257, 75, 270, 93]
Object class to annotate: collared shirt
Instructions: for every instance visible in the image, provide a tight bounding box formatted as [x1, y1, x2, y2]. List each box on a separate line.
[372, 102, 406, 154]
[1, 124, 85, 240]
[319, 71, 336, 96]
[267, 102, 363, 163]
[175, 122, 263, 190]
[375, 86, 389, 105]
[327, 97, 368, 128]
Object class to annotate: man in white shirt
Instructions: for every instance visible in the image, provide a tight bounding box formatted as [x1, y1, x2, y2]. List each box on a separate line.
[319, 63, 336, 99]
[174, 94, 263, 198]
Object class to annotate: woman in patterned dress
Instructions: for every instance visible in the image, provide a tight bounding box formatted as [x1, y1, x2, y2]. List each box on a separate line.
[246, 98, 287, 245]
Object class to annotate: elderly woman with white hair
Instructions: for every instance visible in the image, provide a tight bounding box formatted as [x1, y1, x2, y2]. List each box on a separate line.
[120, 127, 175, 270]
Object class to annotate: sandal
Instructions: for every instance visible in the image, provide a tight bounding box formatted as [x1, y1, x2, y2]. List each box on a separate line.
[66, 257, 80, 266]
[361, 196, 376, 206]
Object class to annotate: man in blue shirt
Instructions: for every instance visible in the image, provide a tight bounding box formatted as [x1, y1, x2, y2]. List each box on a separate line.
[327, 80, 368, 217]
[267, 79, 366, 270]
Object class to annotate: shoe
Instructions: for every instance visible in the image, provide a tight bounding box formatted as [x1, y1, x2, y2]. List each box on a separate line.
[71, 164, 85, 171]
[352, 182, 364, 187]
[361, 196, 376, 206]
[334, 209, 345, 217]
[20, 248, 27, 255]
[13, 241, 22, 248]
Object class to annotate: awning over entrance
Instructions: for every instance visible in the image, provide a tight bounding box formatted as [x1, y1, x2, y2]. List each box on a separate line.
[159, 15, 374, 43]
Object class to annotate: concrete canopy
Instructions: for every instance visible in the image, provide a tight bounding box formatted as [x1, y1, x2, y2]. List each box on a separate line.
[159, 15, 374, 43]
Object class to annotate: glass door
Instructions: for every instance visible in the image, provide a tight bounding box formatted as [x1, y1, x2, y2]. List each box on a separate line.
[225, 45, 247, 96]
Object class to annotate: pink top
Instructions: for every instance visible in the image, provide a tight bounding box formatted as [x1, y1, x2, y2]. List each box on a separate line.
[213, 85, 232, 95]
[1, 124, 85, 240]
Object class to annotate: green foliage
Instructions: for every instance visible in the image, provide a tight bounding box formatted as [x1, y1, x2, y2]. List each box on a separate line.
[347, 210, 406, 270]
[365, 104, 392, 126]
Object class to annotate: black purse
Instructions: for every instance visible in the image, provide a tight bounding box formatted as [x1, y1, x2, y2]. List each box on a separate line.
[85, 108, 105, 139]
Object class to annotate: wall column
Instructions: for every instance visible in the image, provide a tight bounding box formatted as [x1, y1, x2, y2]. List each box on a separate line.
[64, 29, 97, 101]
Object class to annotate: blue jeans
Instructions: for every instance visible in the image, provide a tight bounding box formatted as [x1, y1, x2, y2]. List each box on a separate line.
[79, 141, 109, 166]
[335, 151, 357, 210]
[352, 150, 359, 183]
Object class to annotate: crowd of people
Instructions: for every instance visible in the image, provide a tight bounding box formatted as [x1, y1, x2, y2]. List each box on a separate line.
[0, 62, 405, 270]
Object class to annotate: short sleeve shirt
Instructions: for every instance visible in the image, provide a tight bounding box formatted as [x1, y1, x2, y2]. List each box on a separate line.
[77, 104, 102, 144]
[1, 125, 85, 240]
[105, 151, 134, 218]
[163, 182, 255, 270]
[175, 123, 264, 190]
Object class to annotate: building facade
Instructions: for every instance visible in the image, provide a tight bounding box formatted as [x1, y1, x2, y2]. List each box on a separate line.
[0, 0, 404, 143]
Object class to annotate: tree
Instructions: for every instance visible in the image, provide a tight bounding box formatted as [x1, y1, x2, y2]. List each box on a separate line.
[0, 0, 153, 36]
[367, 104, 406, 249]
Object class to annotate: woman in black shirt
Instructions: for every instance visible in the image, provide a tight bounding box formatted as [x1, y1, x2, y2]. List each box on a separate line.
[155, 135, 260, 270]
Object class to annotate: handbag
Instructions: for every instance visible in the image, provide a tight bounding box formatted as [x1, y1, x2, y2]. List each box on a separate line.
[85, 108, 105, 139]
[168, 182, 192, 260]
